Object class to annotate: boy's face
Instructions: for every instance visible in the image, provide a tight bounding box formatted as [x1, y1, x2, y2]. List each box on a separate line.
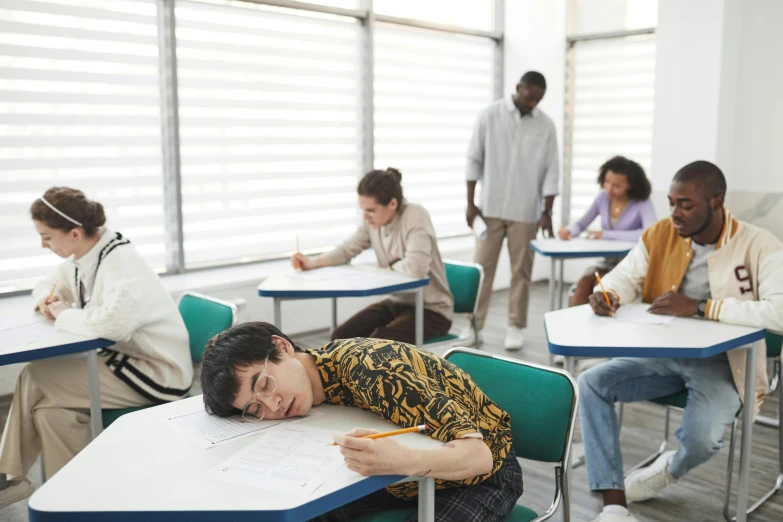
[231, 336, 314, 420]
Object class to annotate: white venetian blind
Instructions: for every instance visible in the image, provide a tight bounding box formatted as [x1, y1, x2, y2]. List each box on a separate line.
[0, 0, 166, 291]
[175, 0, 362, 268]
[374, 23, 495, 237]
[568, 34, 656, 223]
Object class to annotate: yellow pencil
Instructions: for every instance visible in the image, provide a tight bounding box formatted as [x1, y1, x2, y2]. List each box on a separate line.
[595, 271, 614, 317]
[332, 424, 427, 446]
[294, 233, 301, 270]
[45, 283, 56, 305]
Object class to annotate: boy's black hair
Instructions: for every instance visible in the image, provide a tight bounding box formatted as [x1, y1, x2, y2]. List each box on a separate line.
[200, 321, 302, 417]
[672, 160, 727, 198]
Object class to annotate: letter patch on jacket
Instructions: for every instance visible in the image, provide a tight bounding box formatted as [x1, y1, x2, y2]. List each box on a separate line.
[734, 265, 753, 295]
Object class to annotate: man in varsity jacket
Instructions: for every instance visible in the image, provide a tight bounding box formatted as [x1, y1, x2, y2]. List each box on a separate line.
[578, 160, 783, 522]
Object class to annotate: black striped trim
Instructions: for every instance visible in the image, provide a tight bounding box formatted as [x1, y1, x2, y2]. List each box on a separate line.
[120, 359, 191, 397]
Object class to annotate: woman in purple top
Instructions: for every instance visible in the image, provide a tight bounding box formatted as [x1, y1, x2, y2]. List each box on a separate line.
[558, 156, 656, 306]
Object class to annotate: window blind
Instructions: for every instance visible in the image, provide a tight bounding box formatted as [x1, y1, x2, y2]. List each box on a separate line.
[0, 0, 165, 292]
[373, 23, 495, 237]
[175, 0, 362, 268]
[567, 34, 656, 225]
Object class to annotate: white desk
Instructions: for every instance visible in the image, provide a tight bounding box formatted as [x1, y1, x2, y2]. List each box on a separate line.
[28, 396, 442, 521]
[546, 304, 766, 522]
[258, 265, 430, 346]
[530, 239, 637, 311]
[0, 295, 114, 438]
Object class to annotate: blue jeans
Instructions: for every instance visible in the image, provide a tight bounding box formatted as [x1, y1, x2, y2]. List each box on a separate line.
[577, 355, 742, 491]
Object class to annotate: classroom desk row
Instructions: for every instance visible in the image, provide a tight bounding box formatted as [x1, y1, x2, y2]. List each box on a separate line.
[1, 243, 769, 522]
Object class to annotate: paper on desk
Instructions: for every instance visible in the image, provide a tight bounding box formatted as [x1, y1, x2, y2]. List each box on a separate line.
[208, 424, 346, 497]
[613, 305, 675, 326]
[288, 266, 406, 287]
[159, 407, 323, 449]
[0, 323, 61, 351]
[472, 215, 488, 240]
[288, 266, 358, 281]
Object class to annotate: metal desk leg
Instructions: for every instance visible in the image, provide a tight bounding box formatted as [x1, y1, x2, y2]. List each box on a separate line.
[273, 298, 282, 329]
[86, 350, 103, 438]
[548, 257, 556, 310]
[548, 258, 557, 365]
[415, 288, 424, 346]
[563, 355, 576, 519]
[557, 259, 565, 309]
[331, 297, 338, 333]
[418, 477, 435, 522]
[736, 341, 759, 522]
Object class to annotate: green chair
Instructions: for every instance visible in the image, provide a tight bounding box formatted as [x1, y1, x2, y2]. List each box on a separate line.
[621, 332, 783, 522]
[354, 348, 579, 522]
[424, 261, 484, 348]
[100, 292, 238, 428]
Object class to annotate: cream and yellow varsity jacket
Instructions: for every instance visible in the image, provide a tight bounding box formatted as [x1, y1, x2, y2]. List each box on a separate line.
[599, 209, 783, 413]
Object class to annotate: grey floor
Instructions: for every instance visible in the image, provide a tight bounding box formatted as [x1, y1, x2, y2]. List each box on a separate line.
[2, 282, 782, 521]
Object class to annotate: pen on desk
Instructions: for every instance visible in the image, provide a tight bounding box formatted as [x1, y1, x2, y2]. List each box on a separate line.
[45, 283, 56, 305]
[332, 424, 427, 446]
[595, 271, 614, 317]
[294, 233, 301, 270]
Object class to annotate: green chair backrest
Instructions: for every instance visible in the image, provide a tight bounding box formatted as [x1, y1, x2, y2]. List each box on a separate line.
[767, 332, 783, 358]
[178, 292, 236, 363]
[445, 349, 577, 463]
[444, 261, 482, 315]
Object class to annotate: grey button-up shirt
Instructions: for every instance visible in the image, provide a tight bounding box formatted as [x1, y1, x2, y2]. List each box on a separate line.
[466, 96, 560, 223]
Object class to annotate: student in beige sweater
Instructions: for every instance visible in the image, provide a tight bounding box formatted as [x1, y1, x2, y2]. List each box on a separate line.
[291, 168, 454, 344]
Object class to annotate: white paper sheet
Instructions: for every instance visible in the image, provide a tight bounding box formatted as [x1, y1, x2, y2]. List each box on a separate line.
[208, 424, 346, 497]
[0, 323, 62, 351]
[287, 266, 359, 281]
[159, 407, 323, 449]
[472, 215, 488, 240]
[613, 305, 675, 325]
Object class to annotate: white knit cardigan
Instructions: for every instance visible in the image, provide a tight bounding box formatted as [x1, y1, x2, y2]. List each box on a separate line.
[32, 232, 192, 403]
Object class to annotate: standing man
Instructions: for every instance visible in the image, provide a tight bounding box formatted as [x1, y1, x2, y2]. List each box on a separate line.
[465, 71, 560, 349]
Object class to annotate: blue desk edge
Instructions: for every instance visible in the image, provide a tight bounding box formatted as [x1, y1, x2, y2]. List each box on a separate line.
[545, 322, 767, 358]
[258, 278, 429, 298]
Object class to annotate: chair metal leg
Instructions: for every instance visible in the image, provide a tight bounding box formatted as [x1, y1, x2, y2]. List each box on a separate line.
[723, 398, 783, 522]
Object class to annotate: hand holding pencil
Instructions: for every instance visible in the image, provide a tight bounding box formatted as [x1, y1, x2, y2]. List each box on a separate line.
[332, 425, 427, 477]
[590, 272, 619, 317]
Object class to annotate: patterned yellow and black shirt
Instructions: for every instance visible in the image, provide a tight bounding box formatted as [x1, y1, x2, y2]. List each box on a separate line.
[306, 338, 513, 500]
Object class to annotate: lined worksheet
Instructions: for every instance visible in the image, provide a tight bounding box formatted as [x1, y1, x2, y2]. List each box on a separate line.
[159, 407, 323, 449]
[208, 424, 346, 497]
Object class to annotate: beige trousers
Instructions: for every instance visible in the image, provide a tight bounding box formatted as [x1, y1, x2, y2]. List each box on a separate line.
[0, 355, 151, 480]
[474, 218, 538, 330]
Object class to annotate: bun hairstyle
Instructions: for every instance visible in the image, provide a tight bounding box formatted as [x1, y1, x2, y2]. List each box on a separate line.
[357, 167, 404, 207]
[30, 187, 106, 237]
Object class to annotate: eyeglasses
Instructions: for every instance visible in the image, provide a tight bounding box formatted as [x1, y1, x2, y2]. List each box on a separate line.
[240, 354, 278, 422]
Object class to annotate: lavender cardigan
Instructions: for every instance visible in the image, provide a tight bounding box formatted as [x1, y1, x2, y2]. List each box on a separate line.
[568, 192, 657, 241]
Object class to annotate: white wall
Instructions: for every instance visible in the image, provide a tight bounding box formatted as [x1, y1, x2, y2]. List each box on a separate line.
[651, 0, 783, 238]
[650, 0, 727, 189]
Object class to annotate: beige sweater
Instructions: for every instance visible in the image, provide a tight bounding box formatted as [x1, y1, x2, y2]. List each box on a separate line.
[320, 203, 454, 321]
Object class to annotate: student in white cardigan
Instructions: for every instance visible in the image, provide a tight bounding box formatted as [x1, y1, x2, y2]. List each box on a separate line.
[0, 187, 192, 508]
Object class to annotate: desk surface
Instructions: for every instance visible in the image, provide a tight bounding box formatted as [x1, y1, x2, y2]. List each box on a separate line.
[29, 396, 442, 522]
[530, 238, 637, 259]
[258, 265, 429, 298]
[0, 295, 111, 366]
[546, 304, 765, 358]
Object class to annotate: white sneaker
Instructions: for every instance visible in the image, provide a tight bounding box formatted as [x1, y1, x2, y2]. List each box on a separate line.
[458, 326, 483, 346]
[0, 478, 34, 509]
[625, 450, 677, 502]
[589, 511, 640, 522]
[504, 327, 525, 350]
